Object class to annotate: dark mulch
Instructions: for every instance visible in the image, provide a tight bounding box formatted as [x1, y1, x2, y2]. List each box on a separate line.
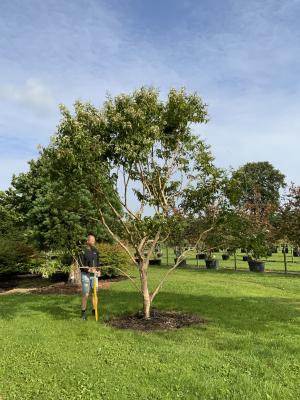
[108, 308, 206, 332]
[0, 274, 130, 295]
[32, 281, 112, 294]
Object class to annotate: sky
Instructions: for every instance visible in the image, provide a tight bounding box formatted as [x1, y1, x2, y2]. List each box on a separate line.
[1, 0, 300, 190]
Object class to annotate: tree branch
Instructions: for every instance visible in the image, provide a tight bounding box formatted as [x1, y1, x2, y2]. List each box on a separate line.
[92, 212, 138, 267]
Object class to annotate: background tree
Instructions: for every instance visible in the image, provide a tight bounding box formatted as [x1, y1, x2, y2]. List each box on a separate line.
[0, 190, 21, 236]
[0, 191, 37, 275]
[3, 147, 122, 282]
[225, 162, 285, 262]
[276, 184, 300, 248]
[226, 161, 285, 214]
[180, 167, 227, 258]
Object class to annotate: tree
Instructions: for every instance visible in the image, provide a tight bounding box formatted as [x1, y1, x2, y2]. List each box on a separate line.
[226, 161, 286, 213]
[277, 184, 300, 248]
[0, 191, 38, 275]
[180, 168, 228, 258]
[0, 191, 21, 236]
[46, 87, 222, 318]
[225, 162, 285, 262]
[3, 148, 122, 283]
[5, 152, 121, 251]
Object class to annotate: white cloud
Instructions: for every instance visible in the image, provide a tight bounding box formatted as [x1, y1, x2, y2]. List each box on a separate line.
[1, 0, 300, 191]
[0, 79, 56, 116]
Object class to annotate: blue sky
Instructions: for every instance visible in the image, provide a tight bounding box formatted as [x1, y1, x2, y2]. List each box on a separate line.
[1, 0, 300, 190]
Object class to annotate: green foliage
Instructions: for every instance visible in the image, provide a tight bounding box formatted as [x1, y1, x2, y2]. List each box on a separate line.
[222, 162, 284, 260]
[96, 242, 135, 278]
[48, 87, 216, 260]
[5, 149, 119, 252]
[276, 185, 300, 247]
[0, 236, 38, 274]
[226, 161, 286, 209]
[101, 87, 210, 213]
[28, 251, 71, 278]
[0, 191, 22, 235]
[229, 212, 272, 260]
[245, 231, 271, 260]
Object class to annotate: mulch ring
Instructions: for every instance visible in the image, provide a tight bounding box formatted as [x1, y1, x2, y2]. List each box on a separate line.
[108, 308, 206, 332]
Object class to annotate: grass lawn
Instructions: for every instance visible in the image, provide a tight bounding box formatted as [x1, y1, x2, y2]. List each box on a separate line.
[0, 267, 299, 400]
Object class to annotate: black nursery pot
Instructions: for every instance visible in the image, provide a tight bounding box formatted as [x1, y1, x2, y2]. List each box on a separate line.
[149, 259, 162, 265]
[174, 258, 187, 267]
[205, 259, 218, 269]
[248, 260, 265, 272]
[196, 253, 206, 260]
[50, 271, 69, 283]
[293, 250, 300, 257]
[242, 256, 249, 261]
[222, 254, 230, 260]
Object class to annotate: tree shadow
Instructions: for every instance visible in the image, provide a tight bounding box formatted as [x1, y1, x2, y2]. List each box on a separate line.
[1, 289, 298, 337]
[151, 263, 300, 276]
[0, 294, 79, 321]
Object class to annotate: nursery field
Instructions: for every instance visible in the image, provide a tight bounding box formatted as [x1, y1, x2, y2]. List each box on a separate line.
[0, 267, 299, 400]
[160, 248, 300, 274]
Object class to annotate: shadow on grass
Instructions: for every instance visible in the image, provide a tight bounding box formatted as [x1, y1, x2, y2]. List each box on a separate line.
[0, 288, 298, 335]
[149, 264, 300, 282]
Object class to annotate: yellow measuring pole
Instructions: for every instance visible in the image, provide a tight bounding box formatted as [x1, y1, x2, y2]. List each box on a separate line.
[93, 275, 98, 321]
[92, 261, 98, 321]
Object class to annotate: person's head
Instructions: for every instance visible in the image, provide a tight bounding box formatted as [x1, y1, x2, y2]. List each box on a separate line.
[86, 233, 96, 247]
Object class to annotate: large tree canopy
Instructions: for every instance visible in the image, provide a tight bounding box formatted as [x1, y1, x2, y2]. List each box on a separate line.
[226, 161, 286, 211]
[44, 87, 224, 318]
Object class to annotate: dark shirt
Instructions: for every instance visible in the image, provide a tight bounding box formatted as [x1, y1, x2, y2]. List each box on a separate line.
[78, 246, 100, 274]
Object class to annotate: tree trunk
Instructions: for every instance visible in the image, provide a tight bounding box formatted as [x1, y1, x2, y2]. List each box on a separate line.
[68, 262, 82, 286]
[283, 251, 287, 274]
[140, 264, 151, 319]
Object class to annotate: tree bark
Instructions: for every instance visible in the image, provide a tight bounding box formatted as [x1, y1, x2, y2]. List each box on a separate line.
[140, 264, 151, 319]
[68, 261, 82, 286]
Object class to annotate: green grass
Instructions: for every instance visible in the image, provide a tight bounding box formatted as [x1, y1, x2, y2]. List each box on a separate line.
[0, 267, 299, 400]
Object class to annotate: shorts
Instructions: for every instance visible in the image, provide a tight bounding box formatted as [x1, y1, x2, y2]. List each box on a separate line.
[81, 272, 98, 295]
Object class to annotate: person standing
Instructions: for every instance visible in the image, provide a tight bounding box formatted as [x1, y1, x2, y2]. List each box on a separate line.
[77, 233, 101, 320]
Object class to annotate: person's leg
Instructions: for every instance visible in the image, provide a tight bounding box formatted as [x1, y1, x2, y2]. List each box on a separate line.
[81, 292, 89, 310]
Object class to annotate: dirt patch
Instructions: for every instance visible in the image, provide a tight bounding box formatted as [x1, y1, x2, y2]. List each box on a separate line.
[0, 280, 111, 295]
[0, 274, 130, 295]
[32, 281, 111, 294]
[108, 308, 206, 332]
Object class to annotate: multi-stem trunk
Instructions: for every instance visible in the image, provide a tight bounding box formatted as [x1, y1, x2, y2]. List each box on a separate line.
[140, 262, 151, 319]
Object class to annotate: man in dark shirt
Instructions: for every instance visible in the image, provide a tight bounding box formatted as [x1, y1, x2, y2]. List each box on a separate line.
[77, 233, 101, 320]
